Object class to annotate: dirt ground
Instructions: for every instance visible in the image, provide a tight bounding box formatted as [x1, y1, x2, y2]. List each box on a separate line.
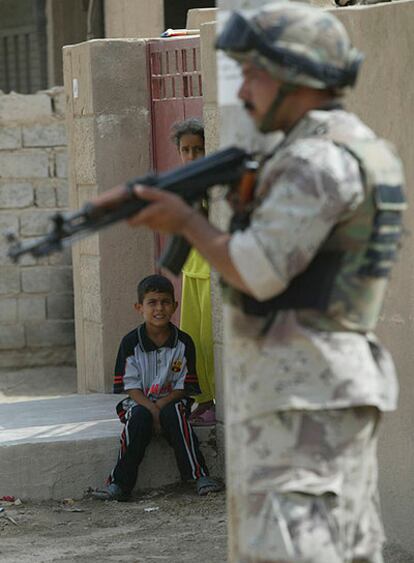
[0, 484, 227, 563]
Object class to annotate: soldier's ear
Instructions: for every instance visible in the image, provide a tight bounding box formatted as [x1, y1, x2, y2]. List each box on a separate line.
[134, 302, 143, 314]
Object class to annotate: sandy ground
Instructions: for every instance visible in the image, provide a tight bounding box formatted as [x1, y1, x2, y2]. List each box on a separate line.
[0, 484, 227, 563]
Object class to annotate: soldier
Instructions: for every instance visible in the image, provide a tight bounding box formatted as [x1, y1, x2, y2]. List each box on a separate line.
[120, 3, 406, 562]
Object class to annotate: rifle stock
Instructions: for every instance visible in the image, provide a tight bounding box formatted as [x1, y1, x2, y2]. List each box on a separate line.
[159, 235, 193, 275]
[6, 146, 252, 275]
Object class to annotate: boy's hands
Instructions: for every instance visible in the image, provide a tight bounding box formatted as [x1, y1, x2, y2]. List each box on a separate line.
[154, 396, 170, 411]
[127, 389, 162, 434]
[152, 392, 186, 433]
[127, 388, 186, 435]
[155, 390, 186, 411]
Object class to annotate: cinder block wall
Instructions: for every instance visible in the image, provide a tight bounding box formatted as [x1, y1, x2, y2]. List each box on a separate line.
[0, 88, 75, 369]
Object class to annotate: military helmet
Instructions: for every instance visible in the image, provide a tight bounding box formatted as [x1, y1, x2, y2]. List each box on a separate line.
[216, 1, 363, 90]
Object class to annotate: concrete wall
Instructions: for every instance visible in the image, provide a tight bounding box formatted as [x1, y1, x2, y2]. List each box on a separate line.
[216, 0, 414, 560]
[0, 87, 75, 369]
[200, 18, 227, 476]
[104, 0, 164, 38]
[63, 39, 155, 392]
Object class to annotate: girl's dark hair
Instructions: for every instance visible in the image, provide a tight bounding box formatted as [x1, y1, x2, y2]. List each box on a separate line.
[170, 118, 205, 147]
[137, 275, 175, 304]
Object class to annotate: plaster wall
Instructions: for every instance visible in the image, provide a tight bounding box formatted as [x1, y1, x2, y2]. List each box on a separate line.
[63, 39, 155, 392]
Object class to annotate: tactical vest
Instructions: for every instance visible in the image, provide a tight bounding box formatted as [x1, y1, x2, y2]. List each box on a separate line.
[227, 133, 406, 332]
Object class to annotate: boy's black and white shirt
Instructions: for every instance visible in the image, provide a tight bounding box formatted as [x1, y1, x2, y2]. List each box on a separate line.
[113, 324, 200, 420]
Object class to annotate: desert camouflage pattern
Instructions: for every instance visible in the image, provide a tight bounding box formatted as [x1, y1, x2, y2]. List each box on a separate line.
[226, 406, 384, 562]
[227, 108, 401, 423]
[226, 2, 362, 90]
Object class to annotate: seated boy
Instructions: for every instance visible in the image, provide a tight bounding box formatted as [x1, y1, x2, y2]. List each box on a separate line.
[93, 274, 221, 501]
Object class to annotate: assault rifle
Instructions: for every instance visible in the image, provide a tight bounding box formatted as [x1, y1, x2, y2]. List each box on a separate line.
[6, 147, 258, 275]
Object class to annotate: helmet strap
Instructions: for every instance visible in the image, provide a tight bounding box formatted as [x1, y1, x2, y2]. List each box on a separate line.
[259, 83, 297, 134]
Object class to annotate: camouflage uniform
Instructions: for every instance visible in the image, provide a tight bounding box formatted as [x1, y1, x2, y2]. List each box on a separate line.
[224, 108, 401, 563]
[227, 406, 383, 563]
[216, 5, 405, 561]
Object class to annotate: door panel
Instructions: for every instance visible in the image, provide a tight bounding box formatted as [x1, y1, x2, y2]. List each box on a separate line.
[148, 37, 203, 324]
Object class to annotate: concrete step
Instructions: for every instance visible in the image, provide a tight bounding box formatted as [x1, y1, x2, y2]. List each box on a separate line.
[0, 366, 77, 403]
[0, 393, 221, 501]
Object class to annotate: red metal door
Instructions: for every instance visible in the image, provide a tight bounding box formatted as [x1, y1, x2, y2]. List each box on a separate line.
[148, 37, 203, 323]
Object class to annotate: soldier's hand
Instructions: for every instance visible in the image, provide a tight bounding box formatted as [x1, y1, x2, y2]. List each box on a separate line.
[90, 184, 130, 210]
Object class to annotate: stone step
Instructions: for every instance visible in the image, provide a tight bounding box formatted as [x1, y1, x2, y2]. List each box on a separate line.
[0, 394, 221, 501]
[0, 366, 77, 402]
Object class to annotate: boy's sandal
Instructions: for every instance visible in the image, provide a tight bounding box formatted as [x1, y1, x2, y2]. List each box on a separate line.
[196, 476, 223, 496]
[189, 406, 216, 426]
[91, 483, 130, 502]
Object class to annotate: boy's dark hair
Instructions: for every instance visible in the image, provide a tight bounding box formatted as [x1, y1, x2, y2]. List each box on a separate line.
[137, 275, 175, 303]
[170, 118, 205, 147]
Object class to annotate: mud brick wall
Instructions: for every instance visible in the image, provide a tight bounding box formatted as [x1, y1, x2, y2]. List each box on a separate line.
[0, 87, 75, 368]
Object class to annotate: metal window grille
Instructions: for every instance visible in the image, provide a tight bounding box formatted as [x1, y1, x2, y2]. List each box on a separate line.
[0, 0, 47, 94]
[150, 41, 203, 102]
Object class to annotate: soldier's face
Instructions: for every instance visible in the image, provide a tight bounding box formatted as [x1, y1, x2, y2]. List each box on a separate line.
[238, 63, 283, 130]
